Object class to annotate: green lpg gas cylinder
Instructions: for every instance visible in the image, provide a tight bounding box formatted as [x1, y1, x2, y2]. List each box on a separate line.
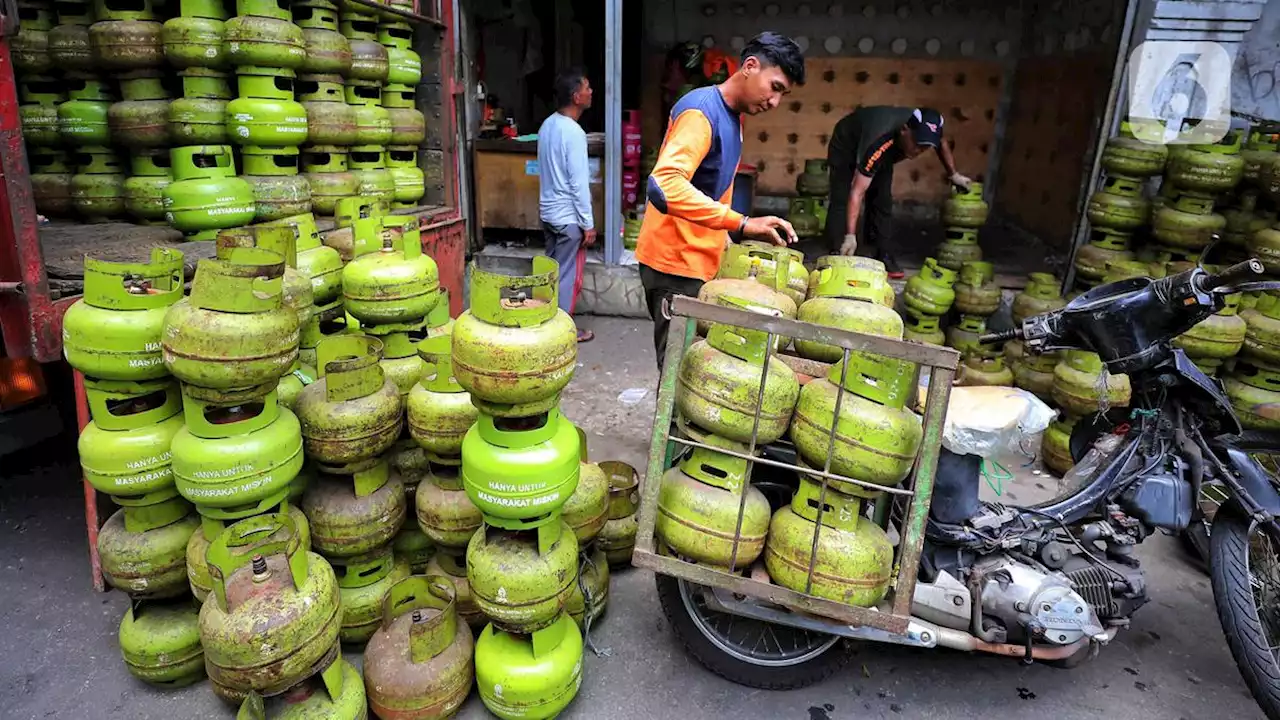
[124, 150, 174, 222]
[302, 146, 360, 215]
[346, 80, 392, 144]
[162, 0, 228, 69]
[392, 509, 436, 574]
[379, 21, 421, 84]
[186, 503, 311, 603]
[349, 145, 396, 205]
[162, 248, 298, 391]
[239, 146, 312, 221]
[1248, 220, 1280, 274]
[790, 355, 922, 494]
[162, 145, 256, 235]
[89, 0, 165, 71]
[597, 461, 639, 567]
[31, 150, 74, 217]
[953, 260, 1001, 316]
[475, 613, 583, 720]
[1243, 127, 1279, 186]
[199, 512, 340, 704]
[946, 314, 988, 356]
[222, 7, 305, 69]
[63, 248, 184, 380]
[942, 182, 988, 228]
[18, 77, 62, 147]
[795, 157, 829, 196]
[58, 75, 113, 144]
[1086, 174, 1151, 232]
[958, 354, 1015, 387]
[78, 378, 184, 502]
[461, 409, 580, 527]
[795, 264, 901, 363]
[565, 544, 609, 629]
[364, 575, 475, 720]
[1041, 414, 1078, 476]
[386, 146, 426, 207]
[904, 258, 957, 316]
[302, 459, 406, 558]
[346, 26, 388, 82]
[1007, 340, 1058, 399]
[937, 227, 983, 272]
[903, 314, 946, 346]
[1168, 132, 1246, 194]
[1051, 350, 1132, 416]
[734, 242, 809, 306]
[1152, 194, 1227, 251]
[1011, 273, 1066, 324]
[426, 289, 454, 339]
[383, 84, 426, 146]
[296, 335, 402, 466]
[332, 548, 410, 645]
[264, 213, 343, 306]
[214, 225, 317, 348]
[655, 437, 771, 568]
[765, 477, 892, 607]
[1242, 292, 1280, 368]
[367, 323, 425, 396]
[1225, 363, 1280, 431]
[1102, 122, 1169, 177]
[294, 4, 351, 74]
[297, 75, 357, 144]
[99, 495, 200, 599]
[235, 658, 364, 720]
[226, 67, 309, 147]
[70, 149, 127, 221]
[696, 271, 798, 336]
[171, 389, 303, 515]
[467, 520, 578, 633]
[49, 1, 95, 72]
[341, 208, 440, 324]
[416, 461, 483, 551]
[119, 599, 206, 688]
[452, 256, 575, 416]
[676, 324, 800, 444]
[276, 359, 317, 411]
[1174, 292, 1247, 368]
[720, 243, 798, 304]
[169, 69, 233, 145]
[408, 335, 479, 462]
[562, 428, 609, 544]
[1074, 231, 1135, 283]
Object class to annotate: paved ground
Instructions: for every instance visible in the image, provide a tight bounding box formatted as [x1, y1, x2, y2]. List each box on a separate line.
[0, 316, 1267, 720]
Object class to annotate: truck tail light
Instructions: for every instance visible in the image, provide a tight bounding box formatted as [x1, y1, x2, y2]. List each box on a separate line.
[0, 357, 46, 411]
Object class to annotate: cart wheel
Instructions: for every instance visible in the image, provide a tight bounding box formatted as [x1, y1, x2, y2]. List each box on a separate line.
[656, 574, 848, 689]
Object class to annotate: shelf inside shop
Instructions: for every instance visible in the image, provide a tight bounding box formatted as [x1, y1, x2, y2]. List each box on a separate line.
[342, 0, 445, 28]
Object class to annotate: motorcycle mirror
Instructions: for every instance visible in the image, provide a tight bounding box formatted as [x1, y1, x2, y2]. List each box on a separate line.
[1198, 233, 1224, 272]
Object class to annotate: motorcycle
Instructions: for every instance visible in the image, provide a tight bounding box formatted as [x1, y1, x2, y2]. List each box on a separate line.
[657, 258, 1280, 718]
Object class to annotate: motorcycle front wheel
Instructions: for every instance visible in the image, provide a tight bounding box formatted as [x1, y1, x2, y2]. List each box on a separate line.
[655, 574, 848, 689]
[1210, 500, 1280, 719]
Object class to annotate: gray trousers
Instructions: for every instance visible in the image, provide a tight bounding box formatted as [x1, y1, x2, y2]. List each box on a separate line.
[542, 222, 583, 315]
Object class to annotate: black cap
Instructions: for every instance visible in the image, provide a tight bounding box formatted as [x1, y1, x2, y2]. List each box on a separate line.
[908, 108, 944, 148]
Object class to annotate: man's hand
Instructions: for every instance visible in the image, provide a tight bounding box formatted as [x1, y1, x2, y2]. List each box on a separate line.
[742, 216, 798, 246]
[839, 233, 858, 256]
[949, 172, 974, 190]
[583, 228, 597, 247]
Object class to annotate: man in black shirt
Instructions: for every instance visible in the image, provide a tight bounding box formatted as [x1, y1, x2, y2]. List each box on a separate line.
[824, 106, 971, 277]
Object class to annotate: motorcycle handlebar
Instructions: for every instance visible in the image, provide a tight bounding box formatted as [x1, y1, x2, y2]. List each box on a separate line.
[1201, 259, 1265, 292]
[978, 327, 1022, 345]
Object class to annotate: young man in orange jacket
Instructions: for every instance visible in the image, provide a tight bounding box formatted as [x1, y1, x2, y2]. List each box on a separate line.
[635, 32, 806, 371]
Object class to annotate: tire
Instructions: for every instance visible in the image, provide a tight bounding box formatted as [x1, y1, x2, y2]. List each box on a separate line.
[1209, 501, 1280, 719]
[655, 574, 849, 690]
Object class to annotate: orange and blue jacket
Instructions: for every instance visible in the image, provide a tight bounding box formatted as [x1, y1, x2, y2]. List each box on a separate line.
[635, 87, 744, 282]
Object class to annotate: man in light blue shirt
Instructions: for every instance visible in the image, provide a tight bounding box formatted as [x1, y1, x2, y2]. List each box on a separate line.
[538, 68, 596, 342]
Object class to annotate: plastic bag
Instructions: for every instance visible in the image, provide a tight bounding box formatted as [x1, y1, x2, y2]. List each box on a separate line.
[921, 379, 1057, 460]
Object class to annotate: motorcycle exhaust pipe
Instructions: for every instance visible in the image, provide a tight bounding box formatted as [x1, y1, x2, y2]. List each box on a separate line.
[927, 621, 1119, 660]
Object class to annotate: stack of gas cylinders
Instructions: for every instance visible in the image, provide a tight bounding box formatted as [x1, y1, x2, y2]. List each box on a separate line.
[657, 249, 921, 610]
[789, 158, 830, 240]
[17, 0, 427, 225]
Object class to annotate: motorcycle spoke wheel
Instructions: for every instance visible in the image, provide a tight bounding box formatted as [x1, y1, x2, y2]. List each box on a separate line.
[1210, 500, 1280, 719]
[655, 574, 848, 689]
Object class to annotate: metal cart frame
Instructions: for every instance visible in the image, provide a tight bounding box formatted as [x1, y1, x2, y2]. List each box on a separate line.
[632, 295, 959, 636]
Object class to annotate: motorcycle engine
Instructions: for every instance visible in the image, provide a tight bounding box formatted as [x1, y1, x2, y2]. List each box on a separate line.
[976, 555, 1106, 645]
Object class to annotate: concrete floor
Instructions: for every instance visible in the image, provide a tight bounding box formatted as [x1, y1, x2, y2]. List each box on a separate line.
[0, 316, 1267, 720]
